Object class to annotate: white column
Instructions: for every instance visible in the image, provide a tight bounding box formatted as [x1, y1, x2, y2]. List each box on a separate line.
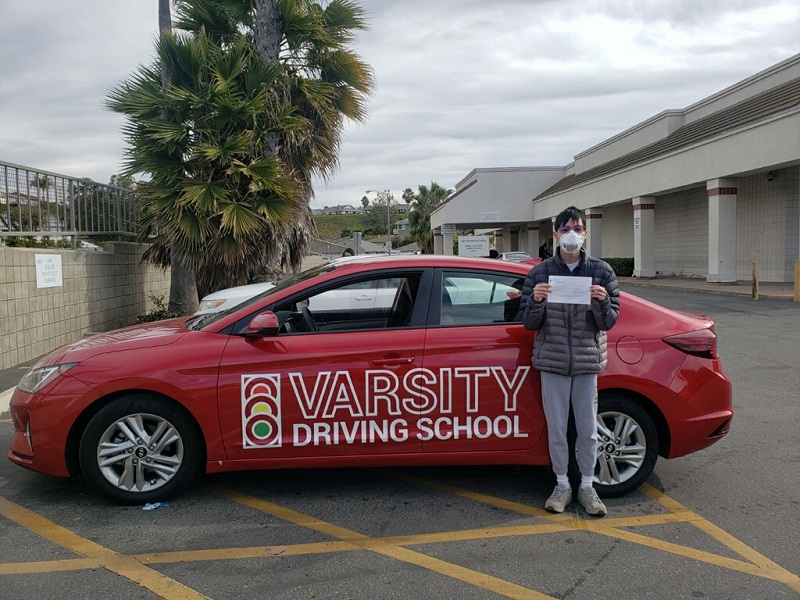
[433, 233, 443, 255]
[585, 208, 603, 258]
[707, 178, 738, 283]
[633, 197, 656, 277]
[442, 232, 454, 256]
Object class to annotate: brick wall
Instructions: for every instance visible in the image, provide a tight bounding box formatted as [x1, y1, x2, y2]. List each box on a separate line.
[0, 242, 171, 370]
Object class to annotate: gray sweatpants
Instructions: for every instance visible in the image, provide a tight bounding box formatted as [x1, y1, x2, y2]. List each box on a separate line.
[540, 371, 598, 479]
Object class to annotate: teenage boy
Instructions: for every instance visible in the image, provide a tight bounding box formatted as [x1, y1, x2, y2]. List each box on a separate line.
[520, 206, 620, 516]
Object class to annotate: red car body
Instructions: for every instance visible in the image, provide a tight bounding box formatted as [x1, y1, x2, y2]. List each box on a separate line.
[8, 255, 732, 503]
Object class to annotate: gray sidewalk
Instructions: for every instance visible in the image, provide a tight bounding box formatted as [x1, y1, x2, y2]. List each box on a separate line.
[1, 276, 797, 414]
[618, 276, 796, 301]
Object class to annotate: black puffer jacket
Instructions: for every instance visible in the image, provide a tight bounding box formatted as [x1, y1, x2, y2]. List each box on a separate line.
[520, 250, 620, 376]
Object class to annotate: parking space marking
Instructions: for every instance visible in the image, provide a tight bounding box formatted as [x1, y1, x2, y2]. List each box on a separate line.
[207, 484, 556, 600]
[2, 476, 798, 598]
[0, 497, 212, 600]
[641, 485, 800, 592]
[380, 471, 800, 594]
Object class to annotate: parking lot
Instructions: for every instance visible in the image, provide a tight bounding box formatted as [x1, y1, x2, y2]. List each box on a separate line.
[1, 286, 799, 599]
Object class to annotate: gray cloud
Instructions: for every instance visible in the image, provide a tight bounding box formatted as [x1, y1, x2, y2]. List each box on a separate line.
[1, 0, 797, 208]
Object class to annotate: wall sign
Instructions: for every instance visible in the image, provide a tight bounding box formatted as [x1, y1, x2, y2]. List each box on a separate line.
[457, 235, 491, 257]
[35, 254, 63, 288]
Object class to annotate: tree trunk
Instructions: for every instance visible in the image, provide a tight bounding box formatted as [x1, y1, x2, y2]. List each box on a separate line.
[160, 0, 198, 313]
[159, 0, 172, 84]
[169, 244, 198, 314]
[253, 0, 282, 68]
[253, 0, 282, 156]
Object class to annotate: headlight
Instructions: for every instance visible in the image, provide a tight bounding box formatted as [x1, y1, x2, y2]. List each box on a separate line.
[197, 299, 227, 312]
[17, 363, 79, 394]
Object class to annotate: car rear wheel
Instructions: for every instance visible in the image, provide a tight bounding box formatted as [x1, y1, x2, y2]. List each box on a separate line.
[79, 396, 202, 504]
[593, 394, 659, 497]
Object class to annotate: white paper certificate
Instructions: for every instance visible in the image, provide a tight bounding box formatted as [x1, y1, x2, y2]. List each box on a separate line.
[547, 276, 591, 305]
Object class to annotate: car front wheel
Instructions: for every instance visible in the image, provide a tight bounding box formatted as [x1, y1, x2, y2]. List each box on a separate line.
[79, 396, 202, 504]
[593, 394, 659, 498]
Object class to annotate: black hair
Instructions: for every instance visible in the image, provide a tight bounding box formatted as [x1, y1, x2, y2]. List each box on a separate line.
[554, 206, 585, 230]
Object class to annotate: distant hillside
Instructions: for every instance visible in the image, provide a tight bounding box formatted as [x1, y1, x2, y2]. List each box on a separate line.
[314, 214, 368, 242]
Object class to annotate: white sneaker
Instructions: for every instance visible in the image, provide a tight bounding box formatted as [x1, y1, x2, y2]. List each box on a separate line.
[577, 486, 607, 517]
[544, 484, 573, 513]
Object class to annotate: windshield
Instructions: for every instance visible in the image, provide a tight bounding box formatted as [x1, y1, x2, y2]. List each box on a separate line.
[186, 262, 336, 330]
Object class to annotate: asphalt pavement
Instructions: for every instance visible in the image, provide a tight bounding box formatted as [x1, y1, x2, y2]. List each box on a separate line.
[0, 276, 796, 414]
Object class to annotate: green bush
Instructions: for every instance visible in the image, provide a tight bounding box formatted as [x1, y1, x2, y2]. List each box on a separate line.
[136, 294, 182, 323]
[603, 257, 634, 277]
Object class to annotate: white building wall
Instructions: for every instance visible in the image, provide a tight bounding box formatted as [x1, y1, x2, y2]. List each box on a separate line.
[737, 166, 800, 281]
[599, 204, 634, 259]
[432, 167, 564, 230]
[654, 189, 708, 277]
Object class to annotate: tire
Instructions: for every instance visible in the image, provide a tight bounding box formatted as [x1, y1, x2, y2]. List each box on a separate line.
[79, 395, 202, 504]
[592, 393, 659, 498]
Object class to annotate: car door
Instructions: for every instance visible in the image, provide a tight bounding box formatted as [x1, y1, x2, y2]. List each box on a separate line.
[419, 268, 548, 458]
[215, 270, 431, 461]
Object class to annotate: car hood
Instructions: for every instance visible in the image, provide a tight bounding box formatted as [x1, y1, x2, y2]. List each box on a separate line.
[36, 317, 190, 366]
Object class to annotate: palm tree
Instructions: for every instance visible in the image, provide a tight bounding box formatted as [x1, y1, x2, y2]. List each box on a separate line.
[179, 0, 374, 260]
[109, 0, 373, 301]
[408, 182, 451, 254]
[251, 0, 374, 270]
[157, 0, 199, 313]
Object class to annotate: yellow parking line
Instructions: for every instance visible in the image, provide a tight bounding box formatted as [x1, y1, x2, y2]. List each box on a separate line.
[134, 540, 357, 564]
[207, 484, 557, 600]
[380, 472, 799, 593]
[2, 477, 797, 598]
[0, 496, 211, 600]
[640, 484, 800, 593]
[0, 557, 98, 575]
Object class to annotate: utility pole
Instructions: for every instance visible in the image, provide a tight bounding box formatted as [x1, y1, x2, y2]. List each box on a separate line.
[365, 189, 393, 254]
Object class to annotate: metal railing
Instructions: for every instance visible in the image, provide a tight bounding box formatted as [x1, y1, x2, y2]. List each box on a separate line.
[0, 160, 137, 246]
[0, 160, 383, 261]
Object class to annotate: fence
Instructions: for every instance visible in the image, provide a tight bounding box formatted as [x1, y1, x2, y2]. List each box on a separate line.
[0, 160, 136, 246]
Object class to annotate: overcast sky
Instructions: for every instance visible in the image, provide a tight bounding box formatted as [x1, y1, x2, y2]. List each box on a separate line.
[1, 1, 798, 209]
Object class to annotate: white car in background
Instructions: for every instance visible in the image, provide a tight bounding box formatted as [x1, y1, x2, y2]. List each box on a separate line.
[195, 254, 388, 315]
[195, 282, 275, 315]
[498, 251, 532, 262]
[197, 278, 399, 316]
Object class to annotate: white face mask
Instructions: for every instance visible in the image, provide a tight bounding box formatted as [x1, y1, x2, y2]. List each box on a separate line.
[559, 230, 584, 254]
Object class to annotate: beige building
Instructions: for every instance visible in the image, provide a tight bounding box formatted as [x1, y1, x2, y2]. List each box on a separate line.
[431, 53, 800, 283]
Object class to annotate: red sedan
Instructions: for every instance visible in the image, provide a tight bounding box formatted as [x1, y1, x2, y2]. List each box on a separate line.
[8, 255, 732, 503]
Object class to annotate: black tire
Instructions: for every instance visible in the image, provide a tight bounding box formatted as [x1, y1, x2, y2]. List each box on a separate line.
[568, 393, 659, 498]
[79, 395, 202, 504]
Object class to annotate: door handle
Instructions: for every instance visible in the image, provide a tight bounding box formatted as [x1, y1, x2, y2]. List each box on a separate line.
[370, 356, 414, 366]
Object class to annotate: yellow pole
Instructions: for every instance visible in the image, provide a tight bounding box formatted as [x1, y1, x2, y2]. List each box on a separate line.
[794, 260, 799, 303]
[752, 261, 759, 301]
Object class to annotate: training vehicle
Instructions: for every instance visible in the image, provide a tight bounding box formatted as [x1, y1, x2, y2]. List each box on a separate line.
[8, 255, 733, 504]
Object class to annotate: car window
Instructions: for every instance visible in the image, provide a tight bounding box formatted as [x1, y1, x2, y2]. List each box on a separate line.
[273, 275, 420, 333]
[308, 277, 400, 312]
[440, 271, 525, 326]
[188, 263, 336, 330]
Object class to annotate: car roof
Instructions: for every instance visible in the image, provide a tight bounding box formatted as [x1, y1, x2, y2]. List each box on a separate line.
[203, 281, 275, 300]
[328, 254, 532, 274]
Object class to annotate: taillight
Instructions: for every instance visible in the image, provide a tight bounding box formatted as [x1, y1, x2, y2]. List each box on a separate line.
[662, 328, 718, 358]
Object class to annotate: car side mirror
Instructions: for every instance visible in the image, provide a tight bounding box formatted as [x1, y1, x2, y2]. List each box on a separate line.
[244, 311, 280, 338]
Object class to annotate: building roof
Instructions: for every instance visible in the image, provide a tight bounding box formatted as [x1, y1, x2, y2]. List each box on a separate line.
[534, 75, 800, 200]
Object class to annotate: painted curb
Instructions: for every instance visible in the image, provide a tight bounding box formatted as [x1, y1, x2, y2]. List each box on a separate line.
[1, 387, 13, 416]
